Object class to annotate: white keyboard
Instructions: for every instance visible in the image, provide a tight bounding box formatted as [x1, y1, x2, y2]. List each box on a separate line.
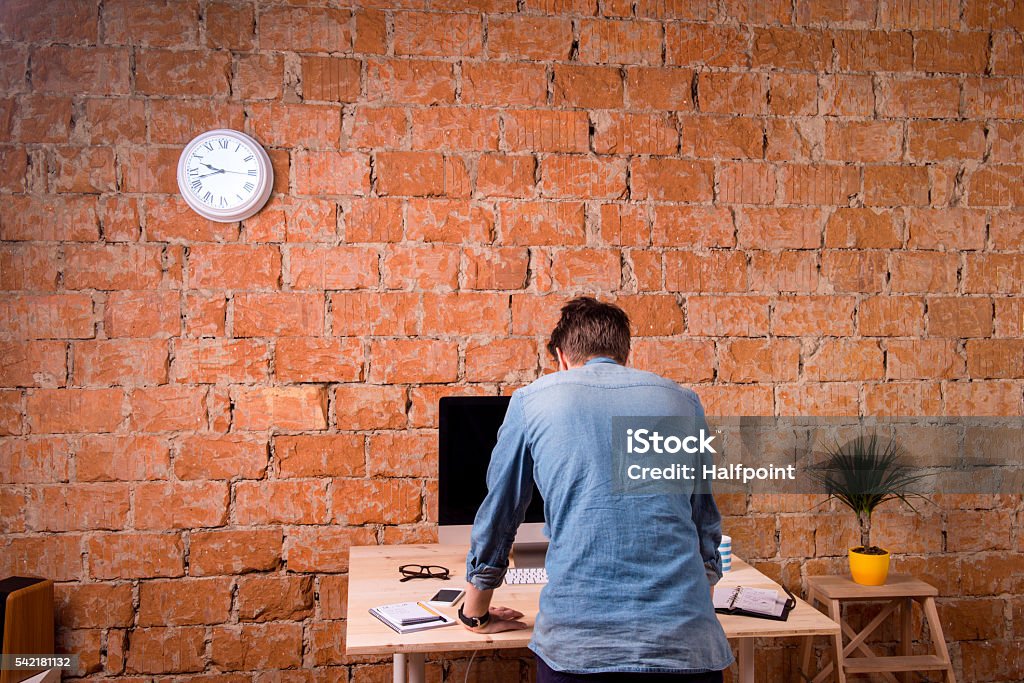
[505, 567, 548, 585]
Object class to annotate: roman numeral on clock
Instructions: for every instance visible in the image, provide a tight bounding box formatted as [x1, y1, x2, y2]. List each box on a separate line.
[190, 179, 202, 191]
[218, 139, 229, 148]
[244, 182, 255, 192]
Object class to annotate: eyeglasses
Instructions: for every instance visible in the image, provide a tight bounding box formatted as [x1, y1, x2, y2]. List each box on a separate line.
[398, 564, 451, 582]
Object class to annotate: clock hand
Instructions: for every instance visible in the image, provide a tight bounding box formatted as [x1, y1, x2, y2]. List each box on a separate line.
[196, 170, 225, 178]
[200, 162, 226, 173]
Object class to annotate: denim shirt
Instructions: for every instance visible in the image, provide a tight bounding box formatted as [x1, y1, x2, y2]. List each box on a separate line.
[466, 358, 734, 674]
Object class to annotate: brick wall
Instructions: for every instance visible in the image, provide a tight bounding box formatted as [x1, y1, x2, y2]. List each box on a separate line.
[1, 0, 1023, 680]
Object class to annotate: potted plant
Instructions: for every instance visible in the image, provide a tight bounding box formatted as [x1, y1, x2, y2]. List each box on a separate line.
[810, 432, 928, 586]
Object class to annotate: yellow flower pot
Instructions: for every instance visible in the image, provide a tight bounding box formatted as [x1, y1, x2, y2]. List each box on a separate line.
[848, 547, 890, 586]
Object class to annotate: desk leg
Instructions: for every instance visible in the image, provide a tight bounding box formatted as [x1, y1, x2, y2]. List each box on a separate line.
[409, 653, 425, 683]
[737, 638, 754, 683]
[393, 653, 406, 683]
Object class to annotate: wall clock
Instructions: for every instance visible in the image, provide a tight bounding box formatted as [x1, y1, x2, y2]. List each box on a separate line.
[176, 129, 274, 222]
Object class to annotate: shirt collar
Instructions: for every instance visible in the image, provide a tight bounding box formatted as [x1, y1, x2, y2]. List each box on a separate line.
[585, 356, 619, 366]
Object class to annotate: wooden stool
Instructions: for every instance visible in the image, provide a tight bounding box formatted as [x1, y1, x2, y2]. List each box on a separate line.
[798, 574, 955, 683]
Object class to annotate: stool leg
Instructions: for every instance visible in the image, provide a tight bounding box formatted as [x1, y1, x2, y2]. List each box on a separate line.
[922, 598, 956, 683]
[828, 599, 847, 683]
[900, 597, 913, 683]
[798, 634, 813, 681]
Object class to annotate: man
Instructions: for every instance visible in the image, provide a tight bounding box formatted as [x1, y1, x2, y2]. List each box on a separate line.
[459, 297, 733, 682]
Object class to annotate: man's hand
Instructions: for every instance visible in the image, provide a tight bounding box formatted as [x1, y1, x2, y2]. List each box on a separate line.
[464, 606, 528, 634]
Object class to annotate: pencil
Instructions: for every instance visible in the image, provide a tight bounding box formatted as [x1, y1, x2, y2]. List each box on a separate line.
[416, 601, 445, 619]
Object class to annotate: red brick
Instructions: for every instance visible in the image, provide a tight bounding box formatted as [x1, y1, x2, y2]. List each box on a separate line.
[0, 437, 71, 484]
[0, 195, 96, 241]
[381, 244, 459, 291]
[182, 293, 225, 338]
[679, 115, 764, 159]
[0, 341, 65, 388]
[599, 203, 651, 247]
[615, 294, 684, 336]
[103, 291, 179, 339]
[143, 197, 236, 243]
[128, 386, 205, 433]
[49, 146, 115, 193]
[944, 381, 1023, 416]
[858, 296, 925, 336]
[394, 12, 481, 56]
[63, 245, 162, 291]
[631, 159, 713, 202]
[824, 120, 903, 162]
[237, 575, 314, 622]
[333, 478, 421, 525]
[345, 197, 402, 242]
[138, 578, 231, 629]
[233, 292, 324, 337]
[147, 99, 244, 145]
[488, 16, 573, 60]
[889, 251, 959, 293]
[504, 110, 590, 154]
[651, 206, 734, 247]
[421, 292, 510, 336]
[235, 53, 283, 100]
[204, 0, 253, 49]
[753, 27, 830, 69]
[375, 151, 469, 197]
[0, 534, 82, 581]
[500, 201, 586, 246]
[0, 391, 21, 436]
[824, 208, 901, 248]
[259, 6, 350, 51]
[907, 208, 987, 251]
[24, 483, 128, 531]
[126, 626, 204, 674]
[102, 0, 197, 46]
[32, 46, 130, 95]
[463, 339, 538, 383]
[540, 155, 628, 200]
[410, 107, 500, 152]
[135, 49, 229, 96]
[348, 106, 408, 149]
[0, 0, 96, 42]
[665, 23, 748, 67]
[549, 249, 621, 292]
[369, 339, 458, 383]
[806, 339, 885, 382]
[235, 479, 329, 525]
[630, 339, 714, 383]
[172, 338, 267, 384]
[406, 199, 493, 243]
[135, 481, 228, 530]
[967, 339, 1024, 378]
[718, 162, 776, 204]
[461, 62, 548, 107]
[54, 583, 133, 630]
[687, 296, 769, 336]
[248, 102, 342, 149]
[969, 164, 1024, 208]
[233, 386, 327, 431]
[878, 75, 961, 118]
[74, 435, 168, 482]
[776, 382, 860, 416]
[887, 339, 965, 380]
[991, 122, 1024, 165]
[718, 339, 799, 383]
[964, 77, 1024, 119]
[995, 297, 1024, 337]
[26, 388, 122, 434]
[821, 250, 887, 293]
[0, 146, 25, 192]
[664, 251, 746, 293]
[578, 18, 661, 64]
[916, 30, 989, 73]
[778, 164, 859, 205]
[286, 246, 378, 291]
[300, 56, 360, 102]
[354, 8, 387, 53]
[863, 166, 930, 207]
[592, 111, 678, 156]
[294, 151, 369, 196]
[736, 208, 822, 249]
[173, 436, 265, 481]
[333, 384, 406, 429]
[834, 29, 913, 71]
[464, 247, 530, 290]
[275, 337, 362, 384]
[189, 529, 282, 575]
[772, 296, 856, 336]
[907, 120, 986, 163]
[283, 525, 376, 573]
[552, 64, 623, 109]
[72, 340, 167, 387]
[701, 72, 768, 115]
[864, 382, 942, 416]
[88, 532, 184, 579]
[625, 66, 694, 110]
[330, 292, 420, 336]
[211, 622, 304, 670]
[819, 73, 874, 116]
[275, 434, 363, 479]
[368, 431, 436, 478]
[366, 59, 454, 105]
[928, 297, 993, 337]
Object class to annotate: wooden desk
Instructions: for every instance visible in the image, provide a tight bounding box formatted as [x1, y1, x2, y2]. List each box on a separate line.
[347, 545, 840, 683]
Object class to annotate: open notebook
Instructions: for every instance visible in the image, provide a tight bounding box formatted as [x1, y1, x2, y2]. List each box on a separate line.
[713, 585, 796, 621]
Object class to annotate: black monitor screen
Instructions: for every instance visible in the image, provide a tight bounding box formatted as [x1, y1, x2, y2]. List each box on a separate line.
[438, 396, 545, 526]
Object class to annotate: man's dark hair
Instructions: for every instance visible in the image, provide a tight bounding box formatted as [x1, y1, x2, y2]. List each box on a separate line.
[546, 297, 631, 365]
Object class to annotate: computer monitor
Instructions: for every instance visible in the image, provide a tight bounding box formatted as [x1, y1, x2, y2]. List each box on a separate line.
[437, 396, 547, 559]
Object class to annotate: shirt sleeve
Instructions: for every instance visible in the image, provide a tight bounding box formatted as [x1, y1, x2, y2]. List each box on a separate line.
[689, 399, 724, 586]
[465, 391, 535, 591]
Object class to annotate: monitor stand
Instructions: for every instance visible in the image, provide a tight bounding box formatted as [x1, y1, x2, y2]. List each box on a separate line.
[511, 541, 547, 569]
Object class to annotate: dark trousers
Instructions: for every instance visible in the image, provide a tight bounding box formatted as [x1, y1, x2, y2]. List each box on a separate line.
[536, 656, 725, 683]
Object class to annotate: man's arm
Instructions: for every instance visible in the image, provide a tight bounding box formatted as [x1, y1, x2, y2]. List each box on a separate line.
[462, 392, 533, 632]
[690, 406, 724, 589]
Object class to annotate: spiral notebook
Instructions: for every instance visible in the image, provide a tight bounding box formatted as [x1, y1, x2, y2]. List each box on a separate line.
[713, 585, 796, 621]
[369, 601, 457, 634]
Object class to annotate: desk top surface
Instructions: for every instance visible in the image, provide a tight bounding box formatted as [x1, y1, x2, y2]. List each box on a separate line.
[345, 544, 839, 655]
[807, 574, 938, 599]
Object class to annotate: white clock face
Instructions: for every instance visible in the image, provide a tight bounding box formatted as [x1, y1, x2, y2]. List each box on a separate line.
[177, 129, 273, 222]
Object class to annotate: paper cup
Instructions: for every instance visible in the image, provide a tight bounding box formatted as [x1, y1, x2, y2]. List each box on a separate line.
[718, 535, 732, 572]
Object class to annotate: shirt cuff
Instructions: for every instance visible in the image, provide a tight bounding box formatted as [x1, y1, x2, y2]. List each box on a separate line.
[705, 561, 723, 586]
[465, 556, 508, 591]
